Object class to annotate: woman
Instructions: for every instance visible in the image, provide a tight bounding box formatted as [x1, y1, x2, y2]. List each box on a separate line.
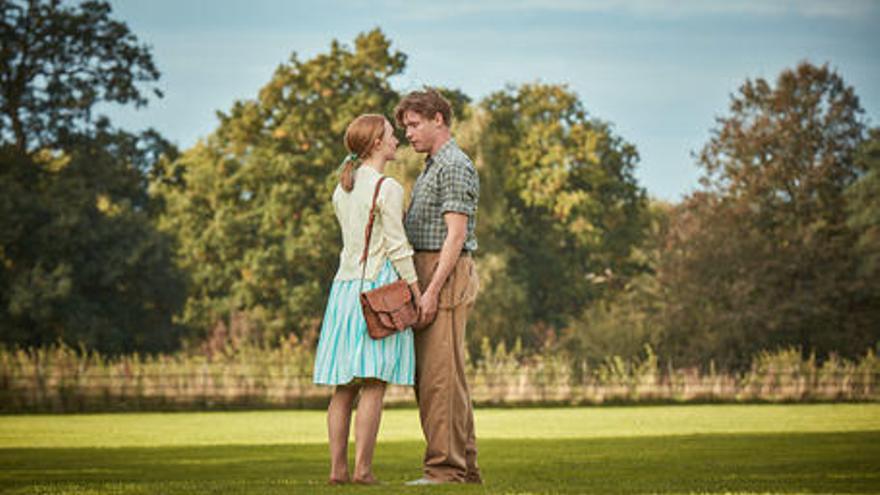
[312, 114, 421, 485]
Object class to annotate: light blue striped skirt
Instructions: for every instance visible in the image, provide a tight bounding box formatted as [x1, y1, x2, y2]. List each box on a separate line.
[313, 259, 415, 386]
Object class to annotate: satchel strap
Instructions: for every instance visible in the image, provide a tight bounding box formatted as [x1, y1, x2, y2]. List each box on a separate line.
[358, 176, 388, 294]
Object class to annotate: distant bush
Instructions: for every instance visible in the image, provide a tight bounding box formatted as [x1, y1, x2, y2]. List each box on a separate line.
[1, 340, 876, 413]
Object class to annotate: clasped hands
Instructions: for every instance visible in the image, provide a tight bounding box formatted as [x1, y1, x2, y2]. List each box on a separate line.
[409, 282, 438, 330]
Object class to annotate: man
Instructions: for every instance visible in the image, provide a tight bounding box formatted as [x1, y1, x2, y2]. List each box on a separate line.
[395, 89, 482, 485]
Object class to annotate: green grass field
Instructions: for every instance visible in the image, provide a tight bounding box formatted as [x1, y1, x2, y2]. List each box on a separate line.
[1, 404, 878, 494]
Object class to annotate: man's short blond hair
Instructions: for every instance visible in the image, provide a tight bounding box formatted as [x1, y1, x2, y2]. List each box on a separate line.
[394, 88, 453, 128]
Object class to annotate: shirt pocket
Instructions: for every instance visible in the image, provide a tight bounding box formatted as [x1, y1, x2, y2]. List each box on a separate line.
[410, 179, 437, 218]
[423, 171, 443, 208]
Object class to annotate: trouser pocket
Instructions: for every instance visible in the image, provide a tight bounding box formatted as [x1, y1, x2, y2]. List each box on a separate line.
[439, 257, 478, 310]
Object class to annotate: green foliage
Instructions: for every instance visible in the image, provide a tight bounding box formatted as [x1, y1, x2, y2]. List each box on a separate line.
[467, 252, 531, 355]
[0, 0, 161, 154]
[5, 12, 873, 375]
[0, 1, 185, 353]
[478, 83, 648, 338]
[559, 200, 671, 363]
[0, 131, 186, 353]
[846, 128, 880, 282]
[152, 29, 407, 342]
[656, 62, 878, 369]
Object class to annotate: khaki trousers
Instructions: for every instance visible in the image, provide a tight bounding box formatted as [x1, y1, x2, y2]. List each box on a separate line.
[413, 251, 481, 483]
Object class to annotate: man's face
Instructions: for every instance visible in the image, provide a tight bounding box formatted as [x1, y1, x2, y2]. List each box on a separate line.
[401, 110, 440, 154]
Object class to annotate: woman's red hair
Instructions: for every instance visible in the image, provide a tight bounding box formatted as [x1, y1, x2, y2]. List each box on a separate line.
[340, 114, 386, 192]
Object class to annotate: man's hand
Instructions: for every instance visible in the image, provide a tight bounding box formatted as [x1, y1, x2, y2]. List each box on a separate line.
[417, 286, 440, 329]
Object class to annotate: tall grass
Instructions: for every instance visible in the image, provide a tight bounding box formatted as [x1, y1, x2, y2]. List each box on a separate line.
[0, 338, 319, 413]
[1, 338, 877, 413]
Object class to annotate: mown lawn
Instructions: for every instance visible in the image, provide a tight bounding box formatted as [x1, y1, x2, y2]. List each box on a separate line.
[1, 404, 878, 494]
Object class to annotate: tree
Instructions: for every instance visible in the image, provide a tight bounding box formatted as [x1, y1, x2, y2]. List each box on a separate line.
[658, 62, 878, 369]
[0, 130, 187, 353]
[1, 0, 161, 154]
[153, 29, 407, 343]
[846, 128, 880, 314]
[0, 1, 185, 353]
[560, 200, 671, 364]
[477, 83, 648, 348]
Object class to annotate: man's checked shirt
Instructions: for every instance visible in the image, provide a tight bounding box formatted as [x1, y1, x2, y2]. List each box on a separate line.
[404, 138, 479, 252]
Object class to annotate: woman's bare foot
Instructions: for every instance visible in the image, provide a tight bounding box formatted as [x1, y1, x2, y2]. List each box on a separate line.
[352, 474, 378, 485]
[328, 473, 350, 485]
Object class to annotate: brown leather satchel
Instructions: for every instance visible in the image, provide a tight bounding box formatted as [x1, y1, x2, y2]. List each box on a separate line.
[358, 176, 419, 339]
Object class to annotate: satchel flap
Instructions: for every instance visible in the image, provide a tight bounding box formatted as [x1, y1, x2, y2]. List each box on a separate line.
[378, 312, 394, 328]
[390, 306, 416, 330]
[362, 280, 412, 312]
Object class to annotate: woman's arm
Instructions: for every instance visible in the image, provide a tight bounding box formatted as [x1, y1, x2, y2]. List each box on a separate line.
[380, 180, 418, 284]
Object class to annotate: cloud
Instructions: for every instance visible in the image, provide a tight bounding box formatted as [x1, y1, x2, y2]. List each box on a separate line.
[385, 0, 878, 21]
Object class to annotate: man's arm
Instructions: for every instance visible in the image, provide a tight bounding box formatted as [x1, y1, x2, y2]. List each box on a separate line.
[417, 212, 467, 327]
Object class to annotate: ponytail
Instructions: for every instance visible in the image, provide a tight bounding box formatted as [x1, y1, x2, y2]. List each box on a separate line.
[340, 114, 386, 192]
[339, 152, 359, 192]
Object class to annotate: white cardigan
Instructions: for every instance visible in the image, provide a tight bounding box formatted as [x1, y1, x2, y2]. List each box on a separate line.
[332, 165, 417, 283]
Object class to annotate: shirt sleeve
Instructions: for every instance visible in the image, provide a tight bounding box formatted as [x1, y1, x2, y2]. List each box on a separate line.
[439, 159, 478, 217]
[379, 179, 417, 283]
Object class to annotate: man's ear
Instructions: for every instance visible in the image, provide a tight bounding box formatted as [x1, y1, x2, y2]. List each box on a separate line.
[432, 112, 445, 127]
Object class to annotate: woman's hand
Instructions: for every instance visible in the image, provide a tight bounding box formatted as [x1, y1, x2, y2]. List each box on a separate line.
[409, 282, 423, 328]
[409, 282, 422, 305]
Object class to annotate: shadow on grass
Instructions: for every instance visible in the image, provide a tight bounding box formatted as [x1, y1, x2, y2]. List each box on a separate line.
[0, 431, 878, 494]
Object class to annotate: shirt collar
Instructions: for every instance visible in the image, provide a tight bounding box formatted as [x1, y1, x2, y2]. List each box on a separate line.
[357, 164, 381, 178]
[426, 137, 457, 167]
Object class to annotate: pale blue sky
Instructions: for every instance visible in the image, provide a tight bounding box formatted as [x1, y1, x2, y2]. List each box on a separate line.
[105, 0, 879, 201]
